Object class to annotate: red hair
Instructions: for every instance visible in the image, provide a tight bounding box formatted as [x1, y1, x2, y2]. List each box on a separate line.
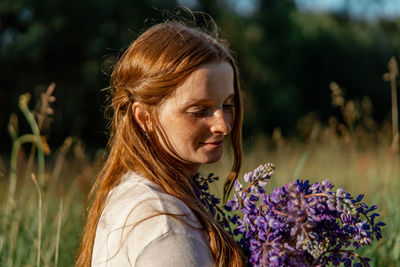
[76, 21, 244, 266]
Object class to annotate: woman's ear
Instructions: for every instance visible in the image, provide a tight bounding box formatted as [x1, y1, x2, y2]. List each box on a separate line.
[131, 102, 152, 132]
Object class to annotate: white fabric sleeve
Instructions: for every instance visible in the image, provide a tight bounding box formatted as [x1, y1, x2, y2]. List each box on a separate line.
[92, 173, 215, 266]
[134, 232, 214, 267]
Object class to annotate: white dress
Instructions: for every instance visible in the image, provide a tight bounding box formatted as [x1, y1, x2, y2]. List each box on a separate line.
[92, 171, 214, 267]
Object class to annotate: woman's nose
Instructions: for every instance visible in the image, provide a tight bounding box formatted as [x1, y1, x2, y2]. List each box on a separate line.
[210, 109, 232, 135]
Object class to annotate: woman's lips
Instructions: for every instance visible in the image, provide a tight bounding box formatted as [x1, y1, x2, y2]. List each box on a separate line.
[201, 140, 223, 148]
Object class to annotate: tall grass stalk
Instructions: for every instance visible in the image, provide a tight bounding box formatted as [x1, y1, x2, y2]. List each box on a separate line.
[292, 123, 319, 178]
[25, 83, 56, 181]
[0, 85, 67, 266]
[54, 199, 63, 267]
[384, 56, 399, 151]
[18, 93, 46, 186]
[6, 134, 36, 215]
[31, 173, 42, 267]
[3, 92, 47, 267]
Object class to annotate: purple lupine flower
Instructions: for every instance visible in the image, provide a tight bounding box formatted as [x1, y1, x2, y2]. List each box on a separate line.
[194, 162, 385, 267]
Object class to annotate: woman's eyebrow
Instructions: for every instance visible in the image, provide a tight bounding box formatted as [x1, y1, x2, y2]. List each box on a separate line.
[183, 93, 236, 106]
[183, 98, 213, 106]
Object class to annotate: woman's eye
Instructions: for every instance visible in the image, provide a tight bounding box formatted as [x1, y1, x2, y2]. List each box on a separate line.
[188, 104, 234, 118]
[223, 104, 234, 111]
[189, 108, 211, 117]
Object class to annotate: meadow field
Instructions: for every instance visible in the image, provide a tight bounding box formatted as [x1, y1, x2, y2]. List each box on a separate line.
[1, 83, 399, 266]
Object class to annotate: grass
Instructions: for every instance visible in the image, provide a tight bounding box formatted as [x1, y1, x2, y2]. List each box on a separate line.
[1, 59, 399, 266]
[0, 86, 90, 267]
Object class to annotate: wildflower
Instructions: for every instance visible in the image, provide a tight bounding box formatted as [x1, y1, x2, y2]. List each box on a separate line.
[194, 162, 385, 266]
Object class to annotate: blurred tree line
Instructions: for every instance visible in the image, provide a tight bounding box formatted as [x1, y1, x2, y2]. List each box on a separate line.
[1, 0, 399, 154]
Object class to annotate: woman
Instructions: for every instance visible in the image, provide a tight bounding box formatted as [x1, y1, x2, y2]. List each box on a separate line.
[76, 20, 244, 266]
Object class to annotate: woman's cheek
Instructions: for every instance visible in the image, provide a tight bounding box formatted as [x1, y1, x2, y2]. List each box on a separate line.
[170, 118, 195, 141]
[180, 121, 204, 147]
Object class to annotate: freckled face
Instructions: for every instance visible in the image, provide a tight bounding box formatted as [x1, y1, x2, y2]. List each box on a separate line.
[156, 61, 235, 172]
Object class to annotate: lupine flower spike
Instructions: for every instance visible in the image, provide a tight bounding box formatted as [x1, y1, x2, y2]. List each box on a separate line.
[195, 163, 385, 267]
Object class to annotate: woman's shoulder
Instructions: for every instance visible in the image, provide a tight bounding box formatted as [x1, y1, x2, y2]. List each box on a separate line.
[92, 171, 211, 266]
[102, 171, 200, 228]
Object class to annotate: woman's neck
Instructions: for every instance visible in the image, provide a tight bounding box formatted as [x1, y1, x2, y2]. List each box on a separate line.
[182, 163, 201, 179]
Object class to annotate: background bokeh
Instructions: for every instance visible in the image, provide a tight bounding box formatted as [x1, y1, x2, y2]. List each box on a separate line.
[1, 0, 399, 153]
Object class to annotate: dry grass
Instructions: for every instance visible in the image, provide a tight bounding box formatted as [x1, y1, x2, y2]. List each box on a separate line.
[1, 58, 399, 266]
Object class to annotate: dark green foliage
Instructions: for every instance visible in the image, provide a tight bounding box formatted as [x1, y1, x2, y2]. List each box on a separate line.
[0, 0, 179, 153]
[1, 0, 400, 153]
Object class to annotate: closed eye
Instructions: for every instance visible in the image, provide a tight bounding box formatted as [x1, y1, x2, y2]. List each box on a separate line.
[187, 107, 213, 118]
[186, 103, 234, 118]
[223, 104, 235, 114]
[223, 104, 234, 109]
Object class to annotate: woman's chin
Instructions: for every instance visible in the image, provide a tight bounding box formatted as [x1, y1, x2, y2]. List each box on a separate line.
[199, 151, 224, 164]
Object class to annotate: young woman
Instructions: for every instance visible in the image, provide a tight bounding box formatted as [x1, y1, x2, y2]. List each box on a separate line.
[76, 20, 244, 266]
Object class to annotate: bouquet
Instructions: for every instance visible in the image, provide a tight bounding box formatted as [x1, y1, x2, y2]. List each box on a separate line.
[195, 163, 385, 267]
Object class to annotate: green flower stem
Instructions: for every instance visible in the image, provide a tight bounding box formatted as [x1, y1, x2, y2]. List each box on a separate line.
[7, 119, 18, 142]
[18, 94, 45, 187]
[31, 174, 42, 267]
[4, 133, 37, 262]
[8, 134, 37, 213]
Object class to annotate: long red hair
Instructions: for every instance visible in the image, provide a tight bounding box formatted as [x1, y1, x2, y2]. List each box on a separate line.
[76, 21, 244, 266]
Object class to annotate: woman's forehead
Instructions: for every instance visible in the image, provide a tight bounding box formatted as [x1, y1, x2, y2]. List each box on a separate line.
[174, 62, 235, 103]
